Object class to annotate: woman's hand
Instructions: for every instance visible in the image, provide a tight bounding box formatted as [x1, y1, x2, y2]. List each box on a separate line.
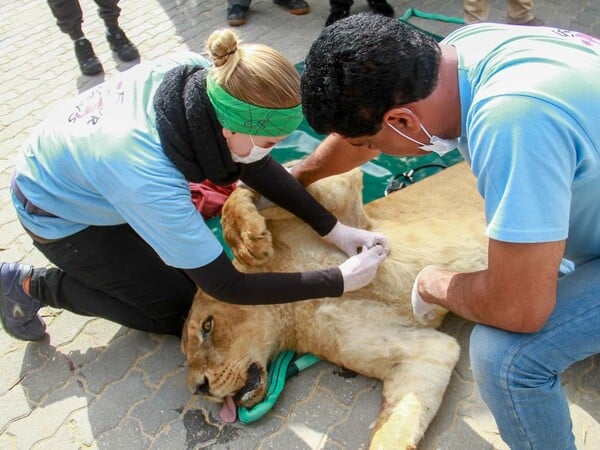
[324, 221, 390, 256]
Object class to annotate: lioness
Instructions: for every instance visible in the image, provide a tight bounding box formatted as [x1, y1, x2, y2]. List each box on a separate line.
[182, 161, 487, 449]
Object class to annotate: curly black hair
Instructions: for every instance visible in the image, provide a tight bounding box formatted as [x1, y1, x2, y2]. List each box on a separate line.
[301, 13, 441, 138]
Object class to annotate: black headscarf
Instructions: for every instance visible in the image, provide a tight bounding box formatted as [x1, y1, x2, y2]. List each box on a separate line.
[153, 65, 243, 184]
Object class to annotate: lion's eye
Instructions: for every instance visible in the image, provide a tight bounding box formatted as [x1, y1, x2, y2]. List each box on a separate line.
[201, 316, 213, 338]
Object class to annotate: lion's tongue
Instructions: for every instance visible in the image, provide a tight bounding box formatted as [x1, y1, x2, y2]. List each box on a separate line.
[219, 395, 237, 423]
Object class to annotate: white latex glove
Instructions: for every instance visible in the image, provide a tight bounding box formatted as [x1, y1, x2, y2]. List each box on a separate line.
[338, 244, 387, 292]
[324, 221, 390, 256]
[411, 266, 448, 326]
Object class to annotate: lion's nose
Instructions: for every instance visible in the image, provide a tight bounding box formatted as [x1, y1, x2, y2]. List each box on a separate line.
[194, 377, 210, 395]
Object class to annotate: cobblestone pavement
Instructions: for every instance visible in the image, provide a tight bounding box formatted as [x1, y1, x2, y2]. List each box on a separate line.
[1, 0, 600, 449]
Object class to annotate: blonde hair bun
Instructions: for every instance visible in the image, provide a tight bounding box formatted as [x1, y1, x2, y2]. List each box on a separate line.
[206, 29, 241, 68]
[205, 29, 300, 111]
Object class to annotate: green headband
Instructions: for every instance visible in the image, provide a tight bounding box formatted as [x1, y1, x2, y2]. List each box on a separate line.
[206, 74, 303, 137]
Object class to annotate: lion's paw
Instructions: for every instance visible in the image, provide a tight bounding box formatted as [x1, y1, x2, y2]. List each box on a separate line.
[222, 187, 275, 268]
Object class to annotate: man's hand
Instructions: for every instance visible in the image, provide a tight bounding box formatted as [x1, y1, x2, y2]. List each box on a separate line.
[292, 134, 381, 187]
[411, 266, 448, 326]
[338, 245, 387, 292]
[324, 221, 390, 256]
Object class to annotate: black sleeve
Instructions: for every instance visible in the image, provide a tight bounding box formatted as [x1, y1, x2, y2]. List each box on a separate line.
[184, 251, 344, 305]
[239, 155, 337, 236]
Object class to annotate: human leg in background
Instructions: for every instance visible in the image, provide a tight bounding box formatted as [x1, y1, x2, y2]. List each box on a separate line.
[227, 0, 309, 27]
[464, 0, 542, 25]
[94, 0, 140, 62]
[47, 0, 103, 75]
[1, 224, 197, 340]
[326, 0, 352, 26]
[470, 257, 600, 450]
[326, 0, 393, 27]
[227, 0, 252, 26]
[367, 0, 394, 18]
[463, 0, 490, 24]
[506, 0, 543, 25]
[273, 0, 310, 16]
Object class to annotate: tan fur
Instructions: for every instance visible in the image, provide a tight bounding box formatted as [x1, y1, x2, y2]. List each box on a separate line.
[182, 162, 487, 449]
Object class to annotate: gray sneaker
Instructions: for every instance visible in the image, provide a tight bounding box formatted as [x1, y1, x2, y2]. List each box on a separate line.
[0, 262, 46, 340]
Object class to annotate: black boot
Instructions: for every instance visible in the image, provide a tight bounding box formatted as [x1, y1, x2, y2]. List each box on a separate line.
[74, 38, 103, 76]
[227, 5, 249, 26]
[106, 27, 140, 62]
[368, 0, 394, 17]
[273, 0, 310, 15]
[325, 7, 350, 26]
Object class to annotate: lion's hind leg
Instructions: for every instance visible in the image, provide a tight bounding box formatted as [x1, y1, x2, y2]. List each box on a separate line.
[369, 328, 460, 450]
[316, 303, 460, 450]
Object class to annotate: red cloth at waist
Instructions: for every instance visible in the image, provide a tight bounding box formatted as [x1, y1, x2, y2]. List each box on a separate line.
[190, 180, 237, 219]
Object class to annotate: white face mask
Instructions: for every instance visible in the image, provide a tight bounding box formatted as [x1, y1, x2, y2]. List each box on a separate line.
[386, 111, 458, 157]
[231, 135, 274, 164]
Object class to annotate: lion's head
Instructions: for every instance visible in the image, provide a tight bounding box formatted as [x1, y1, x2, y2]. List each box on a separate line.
[182, 293, 284, 420]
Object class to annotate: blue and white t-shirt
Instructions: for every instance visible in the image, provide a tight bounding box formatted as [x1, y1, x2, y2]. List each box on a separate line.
[443, 24, 600, 264]
[13, 52, 223, 269]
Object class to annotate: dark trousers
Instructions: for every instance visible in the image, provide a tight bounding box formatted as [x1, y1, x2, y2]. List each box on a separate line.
[330, 0, 388, 8]
[30, 224, 197, 336]
[330, 0, 353, 8]
[47, 0, 121, 39]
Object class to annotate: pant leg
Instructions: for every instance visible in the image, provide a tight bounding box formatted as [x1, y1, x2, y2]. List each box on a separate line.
[330, 0, 353, 9]
[47, 0, 84, 39]
[228, 0, 252, 7]
[30, 224, 197, 336]
[506, 0, 534, 23]
[93, 0, 121, 28]
[469, 257, 600, 450]
[463, 0, 489, 23]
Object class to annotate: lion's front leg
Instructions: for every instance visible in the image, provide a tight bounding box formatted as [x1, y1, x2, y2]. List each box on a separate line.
[369, 330, 460, 450]
[221, 187, 274, 268]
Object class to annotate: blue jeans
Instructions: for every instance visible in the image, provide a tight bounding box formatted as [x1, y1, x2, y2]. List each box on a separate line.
[470, 257, 600, 450]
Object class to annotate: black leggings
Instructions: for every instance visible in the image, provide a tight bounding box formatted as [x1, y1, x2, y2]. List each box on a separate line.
[47, 0, 121, 39]
[30, 224, 196, 336]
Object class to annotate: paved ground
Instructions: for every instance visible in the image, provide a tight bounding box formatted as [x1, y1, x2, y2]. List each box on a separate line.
[1, 0, 600, 449]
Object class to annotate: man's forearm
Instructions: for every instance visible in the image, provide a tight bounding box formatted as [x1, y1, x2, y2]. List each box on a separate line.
[418, 267, 488, 322]
[417, 266, 555, 333]
[292, 134, 380, 186]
